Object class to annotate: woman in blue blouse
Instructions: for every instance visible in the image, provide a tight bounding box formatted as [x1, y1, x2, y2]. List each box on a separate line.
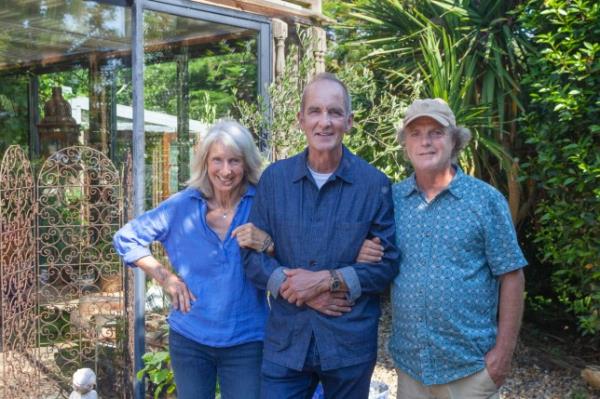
[113, 120, 276, 399]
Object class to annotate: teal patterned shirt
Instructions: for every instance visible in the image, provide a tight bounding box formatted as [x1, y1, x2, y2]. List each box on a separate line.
[389, 167, 527, 385]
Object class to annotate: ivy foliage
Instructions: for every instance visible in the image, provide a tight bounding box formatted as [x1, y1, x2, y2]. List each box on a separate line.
[519, 0, 600, 335]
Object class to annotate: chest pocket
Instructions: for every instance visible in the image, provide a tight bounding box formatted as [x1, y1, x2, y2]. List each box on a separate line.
[333, 221, 371, 263]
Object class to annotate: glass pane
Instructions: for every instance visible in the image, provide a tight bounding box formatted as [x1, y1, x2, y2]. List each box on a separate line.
[0, 2, 132, 398]
[0, 0, 132, 159]
[141, 9, 259, 209]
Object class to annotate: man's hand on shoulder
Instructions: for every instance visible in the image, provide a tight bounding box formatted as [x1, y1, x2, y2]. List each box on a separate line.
[484, 345, 513, 387]
[280, 269, 329, 306]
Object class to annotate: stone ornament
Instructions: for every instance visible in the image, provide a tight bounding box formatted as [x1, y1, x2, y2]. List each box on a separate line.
[69, 368, 98, 399]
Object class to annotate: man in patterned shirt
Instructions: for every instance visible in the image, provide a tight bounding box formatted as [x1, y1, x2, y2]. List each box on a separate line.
[371, 98, 527, 398]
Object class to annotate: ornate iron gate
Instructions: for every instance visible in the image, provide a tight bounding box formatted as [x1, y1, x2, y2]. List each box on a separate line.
[0, 145, 39, 398]
[0, 145, 132, 398]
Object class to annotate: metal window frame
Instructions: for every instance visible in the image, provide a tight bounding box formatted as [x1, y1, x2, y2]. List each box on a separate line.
[131, 1, 272, 397]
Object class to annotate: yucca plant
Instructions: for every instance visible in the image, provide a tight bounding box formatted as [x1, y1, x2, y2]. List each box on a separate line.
[341, 0, 531, 223]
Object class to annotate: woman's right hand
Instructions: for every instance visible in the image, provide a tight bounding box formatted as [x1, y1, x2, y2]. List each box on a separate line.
[135, 255, 196, 313]
[356, 237, 384, 263]
[231, 222, 274, 254]
[162, 272, 196, 313]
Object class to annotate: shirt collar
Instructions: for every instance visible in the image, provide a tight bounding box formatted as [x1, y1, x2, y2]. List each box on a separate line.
[292, 146, 355, 184]
[446, 167, 466, 198]
[400, 165, 466, 199]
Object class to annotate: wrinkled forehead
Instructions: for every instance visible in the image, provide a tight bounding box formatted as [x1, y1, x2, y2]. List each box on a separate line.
[301, 79, 348, 111]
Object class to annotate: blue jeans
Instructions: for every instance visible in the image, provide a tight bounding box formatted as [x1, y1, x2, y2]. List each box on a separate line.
[260, 336, 376, 399]
[169, 329, 263, 399]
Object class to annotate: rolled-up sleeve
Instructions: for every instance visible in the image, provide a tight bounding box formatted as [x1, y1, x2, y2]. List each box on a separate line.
[266, 267, 287, 299]
[113, 203, 170, 267]
[337, 266, 361, 301]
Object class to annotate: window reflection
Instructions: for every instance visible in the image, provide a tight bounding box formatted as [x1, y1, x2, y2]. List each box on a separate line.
[0, 0, 131, 67]
[0, 1, 261, 205]
[0, 0, 132, 155]
[142, 10, 259, 207]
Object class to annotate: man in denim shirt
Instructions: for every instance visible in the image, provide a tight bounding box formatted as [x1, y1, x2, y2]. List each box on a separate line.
[388, 98, 527, 398]
[243, 73, 399, 398]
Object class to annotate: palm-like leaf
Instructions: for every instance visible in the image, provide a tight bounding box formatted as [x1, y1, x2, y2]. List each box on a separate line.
[345, 0, 529, 221]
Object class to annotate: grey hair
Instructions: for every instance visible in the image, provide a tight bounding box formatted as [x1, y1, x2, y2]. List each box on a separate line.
[187, 120, 262, 198]
[397, 124, 472, 161]
[301, 72, 352, 115]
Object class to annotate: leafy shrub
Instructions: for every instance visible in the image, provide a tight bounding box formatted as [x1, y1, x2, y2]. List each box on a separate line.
[236, 28, 408, 181]
[137, 350, 176, 399]
[519, 0, 600, 336]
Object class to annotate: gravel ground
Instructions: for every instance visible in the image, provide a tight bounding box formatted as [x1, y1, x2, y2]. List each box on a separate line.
[373, 300, 600, 399]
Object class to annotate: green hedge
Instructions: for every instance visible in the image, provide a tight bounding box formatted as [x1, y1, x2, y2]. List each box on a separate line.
[519, 0, 600, 335]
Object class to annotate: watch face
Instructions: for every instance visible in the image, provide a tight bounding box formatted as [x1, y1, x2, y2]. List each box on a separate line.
[330, 270, 341, 291]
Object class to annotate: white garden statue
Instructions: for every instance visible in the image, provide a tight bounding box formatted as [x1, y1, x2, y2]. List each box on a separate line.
[69, 368, 98, 399]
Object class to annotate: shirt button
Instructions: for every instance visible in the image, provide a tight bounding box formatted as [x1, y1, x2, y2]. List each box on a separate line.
[309, 260, 317, 266]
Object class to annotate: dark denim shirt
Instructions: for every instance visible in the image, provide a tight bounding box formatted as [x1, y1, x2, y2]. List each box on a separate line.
[243, 146, 399, 371]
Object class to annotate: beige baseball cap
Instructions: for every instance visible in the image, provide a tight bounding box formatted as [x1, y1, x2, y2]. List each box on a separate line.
[403, 98, 456, 128]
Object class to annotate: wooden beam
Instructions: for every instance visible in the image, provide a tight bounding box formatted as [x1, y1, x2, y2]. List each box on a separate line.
[192, 0, 333, 24]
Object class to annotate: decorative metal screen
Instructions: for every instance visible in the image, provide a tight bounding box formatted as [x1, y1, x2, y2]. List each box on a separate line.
[0, 145, 39, 398]
[0, 145, 132, 398]
[36, 146, 127, 398]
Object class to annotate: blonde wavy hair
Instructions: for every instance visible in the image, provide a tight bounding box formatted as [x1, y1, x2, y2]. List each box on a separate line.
[187, 120, 262, 198]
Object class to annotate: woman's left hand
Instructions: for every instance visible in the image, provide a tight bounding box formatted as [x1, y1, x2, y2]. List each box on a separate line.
[232, 223, 273, 253]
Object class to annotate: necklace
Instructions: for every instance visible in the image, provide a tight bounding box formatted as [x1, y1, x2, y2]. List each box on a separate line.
[209, 199, 241, 220]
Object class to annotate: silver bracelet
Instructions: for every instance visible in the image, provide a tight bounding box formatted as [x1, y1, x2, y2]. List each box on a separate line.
[260, 236, 273, 252]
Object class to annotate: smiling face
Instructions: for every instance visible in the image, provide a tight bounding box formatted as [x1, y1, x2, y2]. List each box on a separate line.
[404, 117, 454, 175]
[298, 79, 353, 156]
[206, 140, 245, 196]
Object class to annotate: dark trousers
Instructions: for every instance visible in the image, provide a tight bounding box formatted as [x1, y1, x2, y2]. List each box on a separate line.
[260, 336, 376, 399]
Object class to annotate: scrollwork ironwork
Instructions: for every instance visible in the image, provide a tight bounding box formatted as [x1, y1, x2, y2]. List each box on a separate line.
[36, 146, 126, 398]
[0, 145, 39, 398]
[0, 145, 130, 398]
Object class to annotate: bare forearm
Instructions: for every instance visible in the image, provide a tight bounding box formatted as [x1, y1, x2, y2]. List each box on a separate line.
[484, 268, 525, 386]
[134, 255, 174, 284]
[134, 256, 195, 312]
[496, 269, 525, 353]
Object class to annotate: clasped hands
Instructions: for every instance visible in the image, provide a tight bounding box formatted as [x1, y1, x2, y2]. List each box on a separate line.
[280, 269, 351, 317]
[277, 236, 384, 317]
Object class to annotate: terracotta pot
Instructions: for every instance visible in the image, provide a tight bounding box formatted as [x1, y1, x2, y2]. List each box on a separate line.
[99, 273, 122, 293]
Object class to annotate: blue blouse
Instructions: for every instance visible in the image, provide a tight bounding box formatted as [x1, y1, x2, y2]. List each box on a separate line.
[113, 185, 268, 347]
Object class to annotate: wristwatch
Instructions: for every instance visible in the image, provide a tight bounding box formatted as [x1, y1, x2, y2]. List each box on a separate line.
[329, 270, 342, 292]
[260, 236, 273, 253]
